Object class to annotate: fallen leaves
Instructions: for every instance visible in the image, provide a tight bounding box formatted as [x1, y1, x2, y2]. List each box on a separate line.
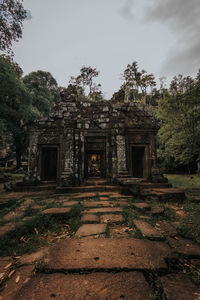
[8, 269, 15, 278]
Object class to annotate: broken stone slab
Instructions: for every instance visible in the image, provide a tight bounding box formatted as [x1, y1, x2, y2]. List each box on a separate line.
[134, 220, 164, 240]
[0, 265, 34, 300]
[43, 238, 171, 270]
[100, 214, 123, 223]
[75, 224, 107, 237]
[17, 248, 49, 265]
[13, 272, 152, 300]
[168, 237, 200, 257]
[84, 207, 123, 214]
[109, 225, 134, 238]
[151, 207, 165, 215]
[41, 207, 71, 217]
[81, 214, 99, 222]
[133, 203, 151, 211]
[159, 273, 200, 300]
[155, 221, 177, 237]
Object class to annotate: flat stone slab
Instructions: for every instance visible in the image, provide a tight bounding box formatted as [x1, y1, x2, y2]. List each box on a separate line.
[44, 238, 171, 270]
[81, 214, 99, 222]
[100, 214, 123, 223]
[63, 201, 78, 206]
[85, 207, 123, 213]
[83, 201, 113, 207]
[41, 207, 71, 216]
[155, 221, 177, 237]
[0, 265, 34, 300]
[133, 203, 151, 211]
[159, 274, 200, 300]
[151, 207, 165, 215]
[143, 188, 185, 202]
[75, 224, 107, 237]
[14, 272, 152, 300]
[168, 237, 200, 257]
[134, 220, 164, 240]
[83, 201, 128, 208]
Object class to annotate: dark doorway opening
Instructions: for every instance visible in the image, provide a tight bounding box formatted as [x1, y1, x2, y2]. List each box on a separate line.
[85, 151, 106, 178]
[132, 146, 145, 178]
[41, 147, 57, 181]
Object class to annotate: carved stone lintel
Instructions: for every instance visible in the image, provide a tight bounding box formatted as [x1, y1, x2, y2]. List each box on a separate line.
[38, 136, 59, 144]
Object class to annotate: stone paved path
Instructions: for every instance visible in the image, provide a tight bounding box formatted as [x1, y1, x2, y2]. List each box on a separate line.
[0, 190, 200, 299]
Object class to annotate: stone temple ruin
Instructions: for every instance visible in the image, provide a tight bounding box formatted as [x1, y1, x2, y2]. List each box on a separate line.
[28, 85, 165, 188]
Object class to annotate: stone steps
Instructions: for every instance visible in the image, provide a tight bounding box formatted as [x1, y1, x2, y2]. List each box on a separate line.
[56, 185, 121, 194]
[141, 187, 186, 202]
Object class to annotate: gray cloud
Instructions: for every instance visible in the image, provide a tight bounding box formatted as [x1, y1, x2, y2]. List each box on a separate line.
[146, 0, 200, 75]
[119, 0, 135, 20]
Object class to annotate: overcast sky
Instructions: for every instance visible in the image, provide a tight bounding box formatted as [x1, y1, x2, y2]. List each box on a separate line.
[12, 0, 200, 98]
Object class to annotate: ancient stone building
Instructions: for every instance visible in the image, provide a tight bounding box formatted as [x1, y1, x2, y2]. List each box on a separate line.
[28, 86, 163, 187]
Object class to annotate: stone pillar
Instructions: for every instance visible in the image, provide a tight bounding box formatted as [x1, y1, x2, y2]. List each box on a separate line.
[27, 130, 39, 182]
[60, 130, 74, 186]
[150, 135, 168, 183]
[117, 135, 127, 174]
[150, 135, 157, 169]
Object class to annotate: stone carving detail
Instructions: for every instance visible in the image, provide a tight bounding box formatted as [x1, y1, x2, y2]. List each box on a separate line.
[38, 135, 59, 144]
[117, 135, 127, 173]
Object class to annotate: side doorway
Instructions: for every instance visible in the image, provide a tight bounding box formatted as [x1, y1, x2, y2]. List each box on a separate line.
[132, 146, 145, 178]
[41, 147, 58, 181]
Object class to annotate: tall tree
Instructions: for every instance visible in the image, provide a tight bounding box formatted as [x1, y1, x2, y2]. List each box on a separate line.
[23, 70, 61, 117]
[0, 55, 32, 167]
[122, 61, 156, 102]
[157, 73, 200, 173]
[0, 0, 27, 53]
[70, 66, 103, 101]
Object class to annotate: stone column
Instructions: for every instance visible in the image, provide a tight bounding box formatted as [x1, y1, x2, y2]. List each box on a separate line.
[117, 135, 127, 174]
[28, 130, 39, 182]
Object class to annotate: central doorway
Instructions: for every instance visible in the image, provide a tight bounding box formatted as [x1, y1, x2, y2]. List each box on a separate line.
[85, 151, 106, 178]
[41, 147, 57, 181]
[132, 146, 145, 178]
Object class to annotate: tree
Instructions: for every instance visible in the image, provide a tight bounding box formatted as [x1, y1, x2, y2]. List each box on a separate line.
[0, 55, 33, 167]
[122, 61, 156, 103]
[157, 73, 200, 173]
[70, 66, 103, 101]
[23, 70, 61, 117]
[0, 0, 27, 53]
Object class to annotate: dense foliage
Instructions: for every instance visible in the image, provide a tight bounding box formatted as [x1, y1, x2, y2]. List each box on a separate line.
[157, 73, 200, 172]
[0, 56, 60, 167]
[0, 0, 27, 53]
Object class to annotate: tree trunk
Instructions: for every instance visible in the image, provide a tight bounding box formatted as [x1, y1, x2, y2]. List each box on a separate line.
[197, 156, 200, 176]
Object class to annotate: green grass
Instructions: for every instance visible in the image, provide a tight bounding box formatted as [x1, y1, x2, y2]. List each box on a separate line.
[165, 174, 200, 189]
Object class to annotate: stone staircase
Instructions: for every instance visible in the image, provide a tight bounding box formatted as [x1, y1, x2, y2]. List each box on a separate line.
[56, 178, 121, 194]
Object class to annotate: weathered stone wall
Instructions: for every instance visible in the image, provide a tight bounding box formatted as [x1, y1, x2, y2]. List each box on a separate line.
[28, 88, 160, 186]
